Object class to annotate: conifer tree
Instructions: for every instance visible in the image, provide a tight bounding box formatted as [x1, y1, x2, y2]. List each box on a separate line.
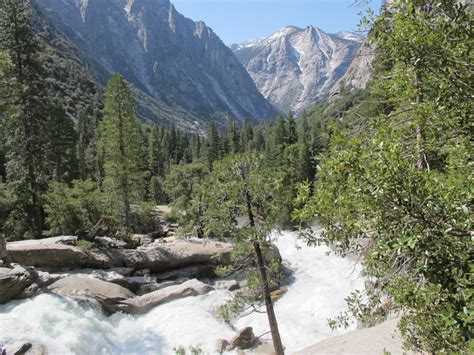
[287, 113, 297, 145]
[46, 101, 78, 183]
[203, 122, 221, 170]
[227, 119, 240, 154]
[199, 152, 288, 355]
[0, 0, 51, 237]
[98, 74, 143, 229]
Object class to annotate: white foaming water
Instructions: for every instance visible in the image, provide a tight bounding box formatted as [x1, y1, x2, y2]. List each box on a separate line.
[0, 231, 364, 354]
[236, 230, 365, 352]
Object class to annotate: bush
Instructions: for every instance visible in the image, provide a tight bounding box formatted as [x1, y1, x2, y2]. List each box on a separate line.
[44, 179, 110, 238]
[129, 202, 160, 234]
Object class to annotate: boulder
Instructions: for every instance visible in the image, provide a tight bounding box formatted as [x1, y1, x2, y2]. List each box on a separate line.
[132, 234, 154, 247]
[6, 238, 233, 272]
[6, 243, 116, 271]
[121, 238, 233, 271]
[134, 278, 188, 296]
[94, 237, 128, 249]
[215, 280, 240, 291]
[7, 236, 77, 247]
[0, 265, 34, 304]
[264, 244, 282, 264]
[229, 327, 256, 350]
[17, 270, 64, 299]
[154, 264, 216, 281]
[216, 339, 230, 353]
[118, 279, 214, 314]
[47, 276, 135, 313]
[2, 341, 47, 355]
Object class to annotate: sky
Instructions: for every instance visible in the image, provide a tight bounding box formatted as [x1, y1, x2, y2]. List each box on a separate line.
[172, 0, 383, 45]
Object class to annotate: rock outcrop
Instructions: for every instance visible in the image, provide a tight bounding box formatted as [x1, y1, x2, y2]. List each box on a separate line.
[232, 26, 361, 114]
[228, 327, 257, 350]
[35, 0, 277, 130]
[329, 36, 375, 99]
[294, 316, 413, 355]
[118, 279, 214, 314]
[2, 341, 47, 355]
[47, 276, 135, 313]
[6, 238, 233, 272]
[0, 266, 34, 304]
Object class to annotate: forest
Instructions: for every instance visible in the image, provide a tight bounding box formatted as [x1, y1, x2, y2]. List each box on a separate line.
[0, 0, 472, 353]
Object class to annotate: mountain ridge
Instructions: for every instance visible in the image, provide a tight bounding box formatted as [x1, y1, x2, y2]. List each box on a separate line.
[232, 26, 361, 114]
[35, 0, 278, 130]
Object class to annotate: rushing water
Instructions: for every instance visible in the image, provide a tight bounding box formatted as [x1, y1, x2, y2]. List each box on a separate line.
[0, 231, 365, 354]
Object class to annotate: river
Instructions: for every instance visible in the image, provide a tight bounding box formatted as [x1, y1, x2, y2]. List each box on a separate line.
[0, 230, 365, 354]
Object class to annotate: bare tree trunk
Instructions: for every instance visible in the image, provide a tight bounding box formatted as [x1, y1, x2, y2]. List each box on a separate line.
[88, 217, 106, 241]
[246, 189, 285, 355]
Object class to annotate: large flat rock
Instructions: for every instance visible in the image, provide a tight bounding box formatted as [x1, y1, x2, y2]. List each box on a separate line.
[293, 316, 415, 355]
[6, 238, 233, 272]
[47, 276, 135, 313]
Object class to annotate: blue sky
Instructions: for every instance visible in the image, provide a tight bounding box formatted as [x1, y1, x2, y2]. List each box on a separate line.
[172, 0, 383, 45]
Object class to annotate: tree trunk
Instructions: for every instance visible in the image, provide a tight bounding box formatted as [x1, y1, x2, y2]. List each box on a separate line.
[253, 241, 285, 355]
[246, 188, 285, 355]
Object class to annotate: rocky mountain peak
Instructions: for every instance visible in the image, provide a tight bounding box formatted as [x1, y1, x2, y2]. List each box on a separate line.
[36, 0, 277, 129]
[232, 26, 361, 114]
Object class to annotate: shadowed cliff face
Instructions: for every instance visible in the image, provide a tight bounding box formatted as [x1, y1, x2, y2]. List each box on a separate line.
[232, 26, 361, 114]
[36, 0, 277, 129]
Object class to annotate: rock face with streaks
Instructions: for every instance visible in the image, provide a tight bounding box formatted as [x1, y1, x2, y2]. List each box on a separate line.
[232, 26, 362, 114]
[35, 0, 277, 130]
[329, 36, 376, 99]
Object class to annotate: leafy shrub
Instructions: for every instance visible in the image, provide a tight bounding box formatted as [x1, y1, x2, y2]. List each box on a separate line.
[76, 240, 95, 252]
[129, 202, 160, 234]
[44, 179, 109, 238]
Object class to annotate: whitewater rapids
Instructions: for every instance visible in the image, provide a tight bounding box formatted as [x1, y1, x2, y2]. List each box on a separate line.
[0, 230, 365, 354]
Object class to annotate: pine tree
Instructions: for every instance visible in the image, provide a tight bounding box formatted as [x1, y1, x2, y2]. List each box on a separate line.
[46, 101, 78, 183]
[198, 152, 289, 355]
[204, 122, 221, 170]
[287, 113, 297, 145]
[227, 119, 240, 154]
[190, 134, 201, 162]
[0, 0, 51, 238]
[98, 74, 144, 229]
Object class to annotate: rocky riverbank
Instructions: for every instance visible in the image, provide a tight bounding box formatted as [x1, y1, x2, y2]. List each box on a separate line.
[0, 230, 369, 354]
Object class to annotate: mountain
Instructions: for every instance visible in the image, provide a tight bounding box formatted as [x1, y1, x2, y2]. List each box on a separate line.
[231, 26, 361, 114]
[329, 37, 375, 99]
[35, 0, 277, 130]
[335, 31, 364, 43]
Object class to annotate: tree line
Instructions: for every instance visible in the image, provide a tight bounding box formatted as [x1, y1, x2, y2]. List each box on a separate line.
[0, 0, 330, 241]
[0, 0, 471, 353]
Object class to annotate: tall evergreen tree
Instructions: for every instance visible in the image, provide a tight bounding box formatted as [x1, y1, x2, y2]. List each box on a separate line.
[46, 101, 78, 183]
[227, 119, 240, 155]
[0, 0, 51, 238]
[203, 122, 221, 170]
[287, 114, 297, 145]
[98, 74, 143, 229]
